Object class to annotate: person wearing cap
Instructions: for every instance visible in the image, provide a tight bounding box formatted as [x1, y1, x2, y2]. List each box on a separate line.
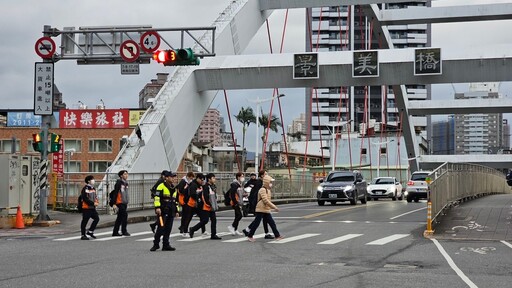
[112, 170, 130, 237]
[246, 175, 284, 242]
[149, 170, 169, 233]
[80, 175, 99, 240]
[151, 171, 180, 251]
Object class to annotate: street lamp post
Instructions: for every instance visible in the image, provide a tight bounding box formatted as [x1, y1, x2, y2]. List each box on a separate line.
[64, 148, 75, 208]
[371, 139, 394, 178]
[248, 94, 285, 173]
[324, 120, 352, 171]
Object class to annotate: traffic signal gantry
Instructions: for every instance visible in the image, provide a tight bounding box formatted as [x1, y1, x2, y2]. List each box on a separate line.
[153, 48, 200, 66]
[32, 132, 62, 153]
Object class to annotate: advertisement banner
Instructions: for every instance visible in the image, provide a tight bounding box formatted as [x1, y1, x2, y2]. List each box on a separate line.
[52, 139, 64, 177]
[59, 109, 129, 129]
[129, 110, 145, 126]
[7, 112, 42, 127]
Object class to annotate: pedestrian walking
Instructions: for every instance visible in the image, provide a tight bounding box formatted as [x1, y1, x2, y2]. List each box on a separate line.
[188, 173, 222, 240]
[112, 170, 130, 237]
[149, 170, 168, 233]
[185, 173, 207, 237]
[177, 171, 195, 237]
[150, 171, 180, 251]
[227, 172, 245, 236]
[80, 175, 99, 240]
[246, 175, 284, 242]
[242, 170, 273, 239]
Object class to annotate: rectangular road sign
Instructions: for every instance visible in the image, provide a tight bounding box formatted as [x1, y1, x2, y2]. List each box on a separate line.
[34, 62, 54, 115]
[121, 63, 140, 75]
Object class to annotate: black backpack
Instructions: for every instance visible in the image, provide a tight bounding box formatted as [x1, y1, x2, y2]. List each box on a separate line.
[223, 190, 231, 206]
[108, 189, 116, 207]
[77, 195, 83, 213]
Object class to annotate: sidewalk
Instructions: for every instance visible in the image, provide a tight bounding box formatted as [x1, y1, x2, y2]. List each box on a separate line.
[0, 198, 314, 238]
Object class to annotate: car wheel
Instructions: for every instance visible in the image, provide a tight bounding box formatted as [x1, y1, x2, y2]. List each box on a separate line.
[360, 193, 367, 204]
[318, 200, 325, 206]
[406, 195, 413, 203]
[330, 201, 337, 205]
[392, 191, 397, 201]
[414, 198, 420, 203]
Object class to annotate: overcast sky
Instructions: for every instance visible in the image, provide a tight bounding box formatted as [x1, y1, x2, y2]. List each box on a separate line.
[1, 0, 511, 151]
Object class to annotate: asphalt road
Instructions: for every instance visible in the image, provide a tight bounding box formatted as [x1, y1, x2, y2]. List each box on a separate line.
[1, 200, 511, 288]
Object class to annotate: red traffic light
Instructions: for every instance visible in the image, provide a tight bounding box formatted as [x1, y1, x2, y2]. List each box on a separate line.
[153, 50, 176, 64]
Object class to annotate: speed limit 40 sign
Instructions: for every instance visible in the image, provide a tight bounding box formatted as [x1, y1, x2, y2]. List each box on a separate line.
[140, 31, 161, 53]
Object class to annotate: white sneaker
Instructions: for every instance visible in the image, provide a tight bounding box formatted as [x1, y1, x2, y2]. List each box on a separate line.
[202, 231, 210, 236]
[181, 233, 189, 238]
[235, 230, 244, 236]
[227, 225, 236, 236]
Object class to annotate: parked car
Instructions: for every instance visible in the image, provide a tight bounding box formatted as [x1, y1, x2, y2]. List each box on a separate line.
[316, 171, 368, 206]
[367, 177, 403, 201]
[405, 171, 432, 203]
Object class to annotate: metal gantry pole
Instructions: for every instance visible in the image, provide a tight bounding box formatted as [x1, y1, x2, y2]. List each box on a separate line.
[255, 98, 260, 173]
[37, 115, 50, 221]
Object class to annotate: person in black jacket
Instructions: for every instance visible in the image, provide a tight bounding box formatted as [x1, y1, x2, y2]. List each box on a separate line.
[189, 173, 221, 240]
[177, 171, 195, 237]
[242, 170, 273, 239]
[112, 170, 130, 237]
[227, 172, 244, 236]
[185, 173, 207, 237]
[149, 170, 168, 233]
[80, 175, 99, 240]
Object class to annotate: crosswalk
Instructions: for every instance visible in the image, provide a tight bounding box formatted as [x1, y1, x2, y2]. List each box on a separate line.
[53, 231, 412, 246]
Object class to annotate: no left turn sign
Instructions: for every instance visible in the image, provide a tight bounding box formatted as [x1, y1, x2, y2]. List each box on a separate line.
[140, 31, 161, 53]
[35, 37, 56, 59]
[120, 40, 140, 63]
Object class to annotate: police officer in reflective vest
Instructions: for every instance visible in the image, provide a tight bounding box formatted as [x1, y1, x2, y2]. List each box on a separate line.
[151, 171, 180, 252]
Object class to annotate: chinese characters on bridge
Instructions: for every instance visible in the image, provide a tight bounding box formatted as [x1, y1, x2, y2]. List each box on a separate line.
[59, 109, 129, 129]
[33, 62, 54, 115]
[353, 51, 379, 77]
[414, 48, 442, 75]
[293, 53, 319, 79]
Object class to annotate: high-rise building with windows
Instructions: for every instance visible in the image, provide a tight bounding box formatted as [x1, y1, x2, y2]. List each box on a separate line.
[306, 2, 431, 139]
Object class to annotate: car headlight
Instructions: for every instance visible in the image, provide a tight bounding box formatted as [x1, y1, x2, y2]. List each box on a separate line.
[343, 185, 354, 192]
[317, 185, 324, 192]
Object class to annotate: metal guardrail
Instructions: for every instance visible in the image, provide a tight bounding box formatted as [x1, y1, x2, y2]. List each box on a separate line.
[428, 162, 511, 225]
[54, 172, 317, 212]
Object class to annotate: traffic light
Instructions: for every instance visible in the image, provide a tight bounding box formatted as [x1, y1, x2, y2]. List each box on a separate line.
[32, 133, 43, 152]
[50, 133, 62, 153]
[152, 48, 200, 66]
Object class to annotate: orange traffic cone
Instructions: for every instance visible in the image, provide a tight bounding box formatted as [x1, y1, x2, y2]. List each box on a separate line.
[15, 205, 25, 229]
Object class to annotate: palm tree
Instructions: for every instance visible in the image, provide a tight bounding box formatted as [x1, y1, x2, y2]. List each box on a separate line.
[235, 107, 256, 171]
[258, 111, 282, 167]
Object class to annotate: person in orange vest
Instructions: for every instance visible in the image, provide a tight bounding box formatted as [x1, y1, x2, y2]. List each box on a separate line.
[80, 175, 99, 240]
[227, 172, 244, 236]
[184, 173, 207, 237]
[177, 171, 195, 237]
[112, 170, 130, 237]
[188, 173, 221, 240]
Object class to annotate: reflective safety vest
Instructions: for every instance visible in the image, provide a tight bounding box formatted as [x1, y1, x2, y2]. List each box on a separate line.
[154, 182, 178, 209]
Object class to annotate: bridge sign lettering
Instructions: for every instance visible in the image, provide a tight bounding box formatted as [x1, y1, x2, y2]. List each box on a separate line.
[353, 50, 379, 77]
[414, 48, 442, 75]
[293, 53, 319, 79]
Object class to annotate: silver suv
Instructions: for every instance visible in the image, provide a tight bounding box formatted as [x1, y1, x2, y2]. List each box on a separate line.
[405, 171, 432, 203]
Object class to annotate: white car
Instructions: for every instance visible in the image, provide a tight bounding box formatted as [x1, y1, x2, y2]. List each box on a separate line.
[367, 177, 403, 201]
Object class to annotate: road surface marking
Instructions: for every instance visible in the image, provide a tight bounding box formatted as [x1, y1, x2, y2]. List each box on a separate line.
[53, 231, 113, 241]
[269, 233, 320, 243]
[501, 240, 512, 249]
[222, 234, 266, 243]
[303, 206, 366, 219]
[389, 207, 427, 220]
[318, 234, 363, 245]
[178, 232, 231, 242]
[95, 231, 152, 241]
[366, 234, 410, 245]
[136, 233, 181, 242]
[431, 239, 478, 288]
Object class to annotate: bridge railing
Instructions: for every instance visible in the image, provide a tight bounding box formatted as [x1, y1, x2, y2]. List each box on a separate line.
[58, 171, 316, 212]
[429, 162, 510, 225]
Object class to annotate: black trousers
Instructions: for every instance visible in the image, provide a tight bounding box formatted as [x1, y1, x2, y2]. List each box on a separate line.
[153, 211, 174, 247]
[183, 206, 205, 233]
[81, 209, 99, 235]
[247, 212, 280, 238]
[113, 203, 128, 234]
[232, 205, 242, 230]
[247, 214, 269, 234]
[190, 210, 217, 236]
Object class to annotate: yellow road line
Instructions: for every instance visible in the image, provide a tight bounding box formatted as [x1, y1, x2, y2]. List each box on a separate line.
[302, 202, 382, 219]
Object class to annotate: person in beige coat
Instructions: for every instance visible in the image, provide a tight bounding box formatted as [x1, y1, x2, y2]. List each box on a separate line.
[246, 175, 284, 242]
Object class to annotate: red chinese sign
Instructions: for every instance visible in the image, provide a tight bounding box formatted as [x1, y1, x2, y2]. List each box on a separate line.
[59, 109, 129, 129]
[52, 139, 64, 177]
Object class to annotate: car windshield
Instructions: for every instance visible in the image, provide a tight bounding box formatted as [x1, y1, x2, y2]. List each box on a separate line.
[328, 175, 354, 182]
[411, 173, 429, 181]
[375, 178, 394, 184]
